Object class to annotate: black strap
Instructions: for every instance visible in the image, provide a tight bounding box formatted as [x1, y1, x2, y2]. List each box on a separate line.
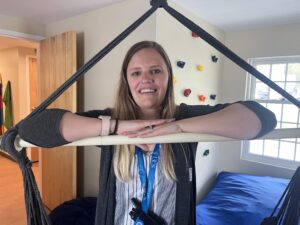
[1, 1, 299, 225]
[21, 4, 159, 123]
[0, 4, 159, 225]
[161, 3, 300, 108]
[260, 166, 300, 225]
[159, 3, 299, 224]
[1, 128, 52, 225]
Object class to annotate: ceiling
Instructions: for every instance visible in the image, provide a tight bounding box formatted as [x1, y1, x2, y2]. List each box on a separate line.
[0, 0, 300, 32]
[175, 0, 300, 31]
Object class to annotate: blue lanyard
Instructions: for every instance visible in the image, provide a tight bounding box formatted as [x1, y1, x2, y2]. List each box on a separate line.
[135, 144, 160, 216]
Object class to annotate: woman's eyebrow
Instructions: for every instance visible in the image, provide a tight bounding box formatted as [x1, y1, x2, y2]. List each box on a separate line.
[128, 67, 141, 71]
[128, 65, 162, 71]
[149, 64, 163, 68]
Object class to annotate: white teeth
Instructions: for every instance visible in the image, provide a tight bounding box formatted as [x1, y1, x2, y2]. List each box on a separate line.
[140, 89, 156, 93]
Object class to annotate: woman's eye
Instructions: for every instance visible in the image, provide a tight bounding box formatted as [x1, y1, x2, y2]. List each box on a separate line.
[131, 71, 140, 76]
[151, 69, 161, 75]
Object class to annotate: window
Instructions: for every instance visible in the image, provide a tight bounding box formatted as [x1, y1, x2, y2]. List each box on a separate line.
[242, 56, 300, 169]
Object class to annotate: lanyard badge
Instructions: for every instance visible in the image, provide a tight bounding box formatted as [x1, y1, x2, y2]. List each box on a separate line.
[134, 144, 160, 225]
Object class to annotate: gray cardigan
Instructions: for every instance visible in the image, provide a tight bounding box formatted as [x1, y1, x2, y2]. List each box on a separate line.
[18, 101, 277, 225]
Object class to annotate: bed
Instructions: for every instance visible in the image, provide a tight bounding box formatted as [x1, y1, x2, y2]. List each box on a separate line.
[196, 171, 291, 225]
[50, 171, 294, 225]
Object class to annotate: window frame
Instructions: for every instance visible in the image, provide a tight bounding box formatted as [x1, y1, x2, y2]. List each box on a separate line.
[241, 55, 300, 170]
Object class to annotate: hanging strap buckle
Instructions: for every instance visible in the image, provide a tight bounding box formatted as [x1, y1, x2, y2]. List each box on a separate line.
[150, 0, 168, 8]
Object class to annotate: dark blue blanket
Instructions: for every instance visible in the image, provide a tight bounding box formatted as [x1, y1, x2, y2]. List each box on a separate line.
[50, 197, 97, 225]
[196, 172, 290, 225]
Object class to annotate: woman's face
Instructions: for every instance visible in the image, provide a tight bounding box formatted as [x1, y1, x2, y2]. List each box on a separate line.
[126, 48, 169, 112]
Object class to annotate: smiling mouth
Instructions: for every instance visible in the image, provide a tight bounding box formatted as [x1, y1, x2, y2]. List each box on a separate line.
[139, 89, 157, 94]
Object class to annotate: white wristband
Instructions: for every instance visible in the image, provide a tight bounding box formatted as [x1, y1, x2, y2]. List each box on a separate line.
[98, 115, 111, 136]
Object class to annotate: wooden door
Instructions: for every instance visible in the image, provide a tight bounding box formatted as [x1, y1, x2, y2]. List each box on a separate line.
[39, 31, 77, 210]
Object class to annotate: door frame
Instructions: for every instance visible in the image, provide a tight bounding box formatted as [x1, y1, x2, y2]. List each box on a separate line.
[25, 54, 38, 115]
[0, 29, 42, 161]
[0, 28, 44, 41]
[25, 54, 39, 162]
[0, 29, 42, 160]
[1, 29, 78, 210]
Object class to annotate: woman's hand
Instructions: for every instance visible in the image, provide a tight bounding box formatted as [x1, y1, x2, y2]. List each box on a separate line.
[117, 119, 175, 136]
[117, 119, 177, 152]
[120, 120, 182, 138]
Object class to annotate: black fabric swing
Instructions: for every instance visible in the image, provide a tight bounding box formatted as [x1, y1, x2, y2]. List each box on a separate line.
[0, 0, 299, 224]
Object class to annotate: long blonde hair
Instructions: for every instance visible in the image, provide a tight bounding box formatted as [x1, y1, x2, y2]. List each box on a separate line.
[113, 41, 177, 182]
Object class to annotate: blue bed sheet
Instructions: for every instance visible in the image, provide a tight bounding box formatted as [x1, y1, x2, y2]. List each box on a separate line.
[196, 171, 290, 225]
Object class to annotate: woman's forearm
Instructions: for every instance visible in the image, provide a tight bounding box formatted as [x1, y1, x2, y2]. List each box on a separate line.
[60, 112, 116, 142]
[176, 103, 262, 139]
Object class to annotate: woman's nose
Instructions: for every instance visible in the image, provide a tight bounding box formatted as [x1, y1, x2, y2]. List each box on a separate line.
[141, 71, 153, 83]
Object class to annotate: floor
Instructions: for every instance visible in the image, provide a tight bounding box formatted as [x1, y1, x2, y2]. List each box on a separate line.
[0, 154, 39, 225]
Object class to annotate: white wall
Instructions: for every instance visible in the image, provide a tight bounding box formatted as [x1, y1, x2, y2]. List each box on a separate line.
[46, 0, 157, 196]
[221, 24, 300, 102]
[218, 24, 300, 179]
[0, 12, 43, 126]
[46, 0, 226, 200]
[0, 13, 42, 124]
[2, 0, 297, 200]
[0, 14, 45, 37]
[18, 47, 36, 120]
[0, 47, 35, 126]
[0, 48, 19, 125]
[156, 1, 225, 202]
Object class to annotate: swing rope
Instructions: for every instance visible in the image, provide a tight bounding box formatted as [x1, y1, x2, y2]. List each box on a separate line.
[159, 2, 300, 224]
[160, 1, 300, 108]
[1, 127, 51, 225]
[0, 0, 299, 225]
[0, 4, 159, 225]
[261, 166, 300, 225]
[24, 5, 159, 121]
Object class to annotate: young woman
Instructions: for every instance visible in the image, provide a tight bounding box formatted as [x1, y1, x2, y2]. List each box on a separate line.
[18, 41, 277, 225]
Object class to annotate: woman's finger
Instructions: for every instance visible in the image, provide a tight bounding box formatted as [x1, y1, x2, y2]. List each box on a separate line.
[124, 126, 153, 137]
[118, 118, 175, 135]
[138, 122, 182, 138]
[146, 118, 175, 127]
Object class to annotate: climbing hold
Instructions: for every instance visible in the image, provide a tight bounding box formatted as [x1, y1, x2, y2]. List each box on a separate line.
[211, 55, 218, 63]
[197, 65, 204, 71]
[203, 149, 210, 156]
[192, 32, 199, 38]
[210, 94, 217, 100]
[183, 88, 192, 97]
[177, 61, 186, 68]
[198, 95, 206, 102]
[173, 76, 177, 84]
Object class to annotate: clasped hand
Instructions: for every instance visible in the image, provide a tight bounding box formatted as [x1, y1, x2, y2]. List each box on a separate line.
[115, 118, 182, 151]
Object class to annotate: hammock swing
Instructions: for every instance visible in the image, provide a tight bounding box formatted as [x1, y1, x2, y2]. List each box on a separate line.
[0, 0, 299, 224]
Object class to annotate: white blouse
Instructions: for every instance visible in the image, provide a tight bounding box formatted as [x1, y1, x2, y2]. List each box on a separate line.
[114, 146, 176, 225]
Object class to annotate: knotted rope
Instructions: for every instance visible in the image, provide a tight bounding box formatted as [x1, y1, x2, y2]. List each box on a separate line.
[261, 166, 300, 225]
[0, 1, 299, 225]
[0, 3, 159, 225]
[1, 127, 51, 225]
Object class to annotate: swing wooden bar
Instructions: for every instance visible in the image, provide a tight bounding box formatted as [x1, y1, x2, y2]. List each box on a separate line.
[10, 128, 300, 150]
